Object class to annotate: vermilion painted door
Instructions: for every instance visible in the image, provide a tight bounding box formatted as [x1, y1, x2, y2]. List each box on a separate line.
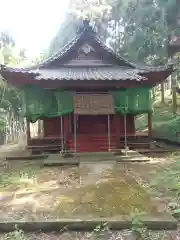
[77, 115, 108, 134]
[43, 117, 62, 137]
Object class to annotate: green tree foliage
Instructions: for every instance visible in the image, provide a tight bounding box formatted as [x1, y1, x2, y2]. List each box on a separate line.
[0, 32, 25, 139]
[48, 0, 179, 65]
[48, 16, 80, 57]
[47, 0, 180, 113]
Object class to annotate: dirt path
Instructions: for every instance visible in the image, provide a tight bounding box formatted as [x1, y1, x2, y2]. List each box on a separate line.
[0, 142, 27, 160]
[80, 161, 116, 184]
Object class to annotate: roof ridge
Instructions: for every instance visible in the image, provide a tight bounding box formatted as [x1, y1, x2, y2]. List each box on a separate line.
[37, 31, 137, 69]
[93, 35, 136, 68]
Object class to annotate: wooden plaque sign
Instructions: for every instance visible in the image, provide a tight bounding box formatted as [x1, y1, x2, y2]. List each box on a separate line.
[74, 94, 115, 115]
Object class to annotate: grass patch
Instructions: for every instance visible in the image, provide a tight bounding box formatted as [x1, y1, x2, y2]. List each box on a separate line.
[0, 161, 79, 192]
[149, 151, 180, 218]
[54, 169, 159, 217]
[150, 152, 180, 195]
[0, 165, 40, 191]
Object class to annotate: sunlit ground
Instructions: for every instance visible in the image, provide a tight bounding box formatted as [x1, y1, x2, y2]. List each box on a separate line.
[0, 160, 164, 221]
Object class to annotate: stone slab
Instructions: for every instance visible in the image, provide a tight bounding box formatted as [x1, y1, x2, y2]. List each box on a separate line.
[43, 160, 79, 167]
[116, 150, 150, 162]
[121, 150, 145, 156]
[0, 214, 176, 232]
[43, 153, 79, 166]
[6, 154, 48, 161]
[137, 148, 171, 153]
[116, 158, 150, 163]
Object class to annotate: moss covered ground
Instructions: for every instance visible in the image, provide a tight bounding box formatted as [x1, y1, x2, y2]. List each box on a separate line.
[54, 168, 158, 217]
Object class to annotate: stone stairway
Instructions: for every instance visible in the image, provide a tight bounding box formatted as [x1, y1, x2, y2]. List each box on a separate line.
[68, 134, 117, 152]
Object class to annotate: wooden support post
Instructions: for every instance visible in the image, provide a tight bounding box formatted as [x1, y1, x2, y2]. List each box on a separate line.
[38, 120, 41, 137]
[148, 112, 153, 138]
[108, 115, 111, 152]
[124, 114, 128, 154]
[60, 116, 64, 151]
[74, 114, 77, 154]
[26, 119, 31, 146]
[68, 115, 72, 133]
[115, 114, 120, 149]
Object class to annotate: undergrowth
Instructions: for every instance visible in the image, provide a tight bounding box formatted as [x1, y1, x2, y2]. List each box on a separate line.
[151, 152, 180, 219]
[4, 225, 27, 240]
[3, 219, 166, 240]
[135, 98, 180, 142]
[0, 166, 38, 191]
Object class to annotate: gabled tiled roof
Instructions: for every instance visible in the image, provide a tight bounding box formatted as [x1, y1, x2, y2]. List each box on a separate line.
[35, 67, 147, 81]
[1, 64, 173, 81]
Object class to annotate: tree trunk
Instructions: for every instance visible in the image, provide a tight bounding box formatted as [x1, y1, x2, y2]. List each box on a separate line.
[171, 73, 177, 114]
[161, 83, 165, 103]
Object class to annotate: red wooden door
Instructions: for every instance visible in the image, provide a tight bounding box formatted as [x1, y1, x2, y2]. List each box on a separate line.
[78, 115, 108, 134]
[43, 117, 61, 137]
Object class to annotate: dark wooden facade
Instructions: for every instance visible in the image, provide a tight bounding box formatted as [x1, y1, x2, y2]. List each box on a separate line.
[0, 20, 173, 152]
[37, 114, 135, 152]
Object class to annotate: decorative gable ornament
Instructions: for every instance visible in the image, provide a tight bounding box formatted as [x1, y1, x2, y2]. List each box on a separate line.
[80, 44, 95, 54]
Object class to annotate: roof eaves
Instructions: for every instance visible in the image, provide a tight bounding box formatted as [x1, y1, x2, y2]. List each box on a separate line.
[137, 64, 174, 73]
[0, 65, 39, 76]
[35, 71, 147, 81]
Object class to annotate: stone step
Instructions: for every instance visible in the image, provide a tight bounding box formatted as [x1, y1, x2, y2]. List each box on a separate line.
[121, 150, 144, 156]
[117, 156, 150, 163]
[43, 154, 79, 166]
[73, 152, 115, 158]
[116, 150, 150, 162]
[43, 160, 79, 167]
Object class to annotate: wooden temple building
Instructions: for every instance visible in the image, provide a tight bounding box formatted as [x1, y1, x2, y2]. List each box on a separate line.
[0, 20, 173, 153]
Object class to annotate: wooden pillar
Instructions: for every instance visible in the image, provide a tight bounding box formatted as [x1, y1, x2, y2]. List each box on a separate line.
[38, 120, 41, 137]
[26, 119, 31, 145]
[68, 114, 72, 133]
[60, 116, 64, 150]
[108, 115, 111, 152]
[74, 114, 77, 153]
[115, 113, 120, 149]
[148, 112, 153, 138]
[64, 115, 70, 135]
[124, 115, 127, 150]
